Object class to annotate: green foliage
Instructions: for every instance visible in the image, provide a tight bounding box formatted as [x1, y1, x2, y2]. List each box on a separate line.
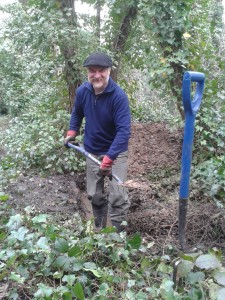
[1, 103, 85, 174]
[119, 73, 179, 123]
[192, 76, 225, 203]
[0, 90, 85, 180]
[0, 0, 91, 116]
[122, 0, 194, 112]
[1, 205, 225, 299]
[0, 119, 85, 184]
[192, 155, 225, 204]
[0, 0, 93, 176]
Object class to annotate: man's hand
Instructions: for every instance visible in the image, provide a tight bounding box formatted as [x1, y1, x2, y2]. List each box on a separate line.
[64, 130, 77, 148]
[100, 155, 113, 179]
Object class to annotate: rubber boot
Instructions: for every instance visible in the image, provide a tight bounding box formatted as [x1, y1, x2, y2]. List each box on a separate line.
[111, 220, 126, 233]
[92, 203, 108, 231]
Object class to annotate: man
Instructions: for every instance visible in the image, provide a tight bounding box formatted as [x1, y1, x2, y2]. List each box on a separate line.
[64, 52, 131, 233]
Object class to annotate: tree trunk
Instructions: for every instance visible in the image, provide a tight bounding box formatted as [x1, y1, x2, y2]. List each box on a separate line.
[111, 2, 138, 82]
[95, 0, 101, 44]
[60, 0, 77, 23]
[58, 0, 81, 112]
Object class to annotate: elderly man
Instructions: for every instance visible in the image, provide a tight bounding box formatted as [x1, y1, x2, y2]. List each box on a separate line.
[64, 52, 131, 233]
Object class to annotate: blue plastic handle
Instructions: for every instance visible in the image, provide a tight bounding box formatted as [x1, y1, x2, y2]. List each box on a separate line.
[179, 71, 205, 199]
[182, 71, 205, 116]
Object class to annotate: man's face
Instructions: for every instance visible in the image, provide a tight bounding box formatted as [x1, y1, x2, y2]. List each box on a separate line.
[87, 66, 111, 92]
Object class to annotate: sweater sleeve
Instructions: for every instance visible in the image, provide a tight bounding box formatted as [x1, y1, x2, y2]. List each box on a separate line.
[106, 92, 131, 160]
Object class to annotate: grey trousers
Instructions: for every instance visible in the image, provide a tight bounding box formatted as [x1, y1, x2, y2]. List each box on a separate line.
[86, 151, 130, 223]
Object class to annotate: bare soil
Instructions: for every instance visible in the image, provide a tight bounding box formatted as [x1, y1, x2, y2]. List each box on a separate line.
[3, 122, 225, 253]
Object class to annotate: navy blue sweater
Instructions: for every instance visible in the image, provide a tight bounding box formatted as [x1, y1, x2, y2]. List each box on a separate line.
[69, 77, 131, 160]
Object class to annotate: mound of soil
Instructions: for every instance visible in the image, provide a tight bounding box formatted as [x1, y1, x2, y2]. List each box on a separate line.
[3, 122, 225, 252]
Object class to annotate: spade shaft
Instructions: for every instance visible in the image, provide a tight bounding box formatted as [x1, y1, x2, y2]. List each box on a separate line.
[179, 71, 205, 251]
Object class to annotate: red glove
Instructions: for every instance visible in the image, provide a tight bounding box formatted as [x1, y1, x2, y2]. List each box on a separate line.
[64, 130, 77, 147]
[100, 155, 113, 178]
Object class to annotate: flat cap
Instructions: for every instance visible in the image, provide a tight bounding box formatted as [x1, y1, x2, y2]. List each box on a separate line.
[83, 52, 112, 68]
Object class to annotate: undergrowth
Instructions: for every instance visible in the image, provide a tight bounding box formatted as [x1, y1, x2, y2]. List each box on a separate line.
[1, 202, 225, 299]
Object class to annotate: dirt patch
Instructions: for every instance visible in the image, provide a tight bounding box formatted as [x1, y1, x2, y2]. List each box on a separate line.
[128, 201, 225, 252]
[3, 122, 225, 252]
[128, 122, 182, 175]
[6, 174, 83, 215]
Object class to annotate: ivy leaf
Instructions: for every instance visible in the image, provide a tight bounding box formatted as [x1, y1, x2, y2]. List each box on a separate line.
[159, 278, 176, 300]
[101, 226, 117, 233]
[141, 257, 151, 269]
[125, 289, 136, 298]
[55, 238, 69, 253]
[180, 253, 195, 262]
[36, 237, 50, 250]
[62, 292, 72, 300]
[157, 262, 173, 274]
[16, 265, 30, 279]
[128, 279, 136, 288]
[72, 282, 85, 300]
[32, 214, 48, 223]
[54, 256, 75, 270]
[6, 214, 22, 230]
[34, 283, 53, 297]
[195, 254, 221, 270]
[136, 291, 149, 299]
[188, 287, 204, 299]
[72, 261, 83, 272]
[177, 260, 194, 278]
[0, 194, 9, 202]
[83, 268, 102, 278]
[0, 232, 6, 241]
[98, 283, 109, 296]
[217, 288, 225, 300]
[127, 233, 142, 249]
[214, 272, 225, 286]
[11, 226, 29, 241]
[53, 271, 64, 279]
[62, 275, 76, 286]
[9, 272, 25, 284]
[187, 272, 205, 284]
[6, 255, 17, 268]
[68, 245, 82, 257]
[83, 262, 97, 269]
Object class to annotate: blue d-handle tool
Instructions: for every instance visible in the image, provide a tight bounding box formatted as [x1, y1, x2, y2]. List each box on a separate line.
[179, 71, 205, 251]
[67, 142, 124, 185]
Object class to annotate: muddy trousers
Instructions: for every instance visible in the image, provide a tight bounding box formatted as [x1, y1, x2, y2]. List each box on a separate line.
[86, 151, 130, 232]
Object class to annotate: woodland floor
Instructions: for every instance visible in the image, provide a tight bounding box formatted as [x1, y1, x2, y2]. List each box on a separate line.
[2, 122, 225, 254]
